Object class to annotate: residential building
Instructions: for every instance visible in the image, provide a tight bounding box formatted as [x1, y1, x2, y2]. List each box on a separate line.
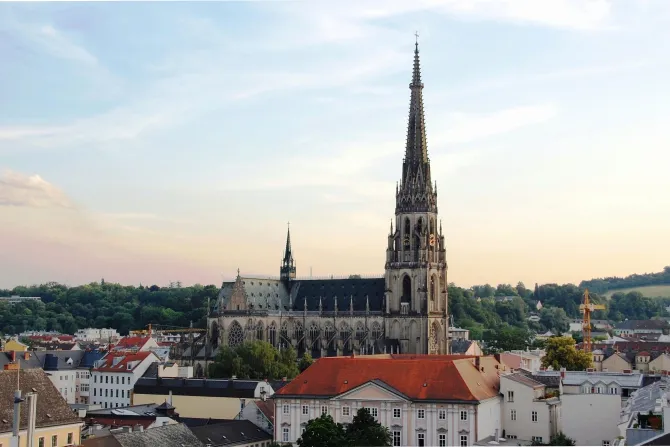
[274, 355, 505, 447]
[614, 320, 670, 337]
[82, 423, 204, 447]
[500, 349, 545, 373]
[0, 368, 83, 447]
[190, 420, 273, 447]
[75, 328, 121, 342]
[38, 350, 105, 404]
[111, 336, 159, 353]
[449, 327, 470, 341]
[132, 377, 280, 419]
[84, 402, 180, 431]
[451, 339, 483, 356]
[91, 351, 159, 408]
[622, 378, 670, 446]
[237, 399, 274, 434]
[532, 369, 648, 399]
[500, 373, 560, 444]
[3, 338, 29, 351]
[589, 341, 670, 373]
[0, 295, 41, 304]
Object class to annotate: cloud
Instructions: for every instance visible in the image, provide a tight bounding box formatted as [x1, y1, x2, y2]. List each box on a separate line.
[435, 104, 558, 145]
[0, 170, 75, 208]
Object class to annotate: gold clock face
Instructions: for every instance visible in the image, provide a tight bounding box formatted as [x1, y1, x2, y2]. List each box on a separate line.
[403, 236, 410, 245]
[429, 234, 436, 246]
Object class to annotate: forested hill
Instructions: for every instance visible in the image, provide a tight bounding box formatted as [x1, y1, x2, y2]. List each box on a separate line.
[0, 281, 218, 336]
[580, 266, 670, 294]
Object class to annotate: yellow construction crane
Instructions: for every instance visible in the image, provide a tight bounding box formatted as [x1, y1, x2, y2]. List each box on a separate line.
[580, 289, 606, 353]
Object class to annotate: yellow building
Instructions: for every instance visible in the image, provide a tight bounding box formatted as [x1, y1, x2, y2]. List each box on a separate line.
[0, 367, 83, 447]
[3, 339, 29, 352]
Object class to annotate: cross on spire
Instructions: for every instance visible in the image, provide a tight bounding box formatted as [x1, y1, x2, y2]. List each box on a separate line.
[414, 31, 419, 44]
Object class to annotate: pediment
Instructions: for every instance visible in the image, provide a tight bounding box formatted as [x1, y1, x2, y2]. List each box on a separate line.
[332, 380, 409, 402]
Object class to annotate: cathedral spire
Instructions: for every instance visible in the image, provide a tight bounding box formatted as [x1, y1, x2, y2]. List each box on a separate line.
[280, 222, 296, 281]
[397, 34, 436, 214]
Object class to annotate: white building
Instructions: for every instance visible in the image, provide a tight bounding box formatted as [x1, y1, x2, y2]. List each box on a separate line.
[500, 373, 561, 444]
[0, 295, 41, 304]
[274, 355, 504, 447]
[91, 351, 159, 409]
[75, 327, 121, 342]
[561, 393, 621, 446]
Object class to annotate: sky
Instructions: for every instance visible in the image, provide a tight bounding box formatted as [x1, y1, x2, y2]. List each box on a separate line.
[1, 0, 670, 289]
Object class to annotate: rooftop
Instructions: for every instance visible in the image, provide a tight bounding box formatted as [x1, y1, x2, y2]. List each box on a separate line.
[190, 419, 272, 446]
[0, 369, 82, 433]
[113, 423, 203, 447]
[503, 372, 545, 389]
[134, 377, 267, 399]
[94, 351, 155, 373]
[276, 355, 502, 402]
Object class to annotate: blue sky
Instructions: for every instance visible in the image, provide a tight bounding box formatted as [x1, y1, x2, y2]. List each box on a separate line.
[1, 0, 669, 288]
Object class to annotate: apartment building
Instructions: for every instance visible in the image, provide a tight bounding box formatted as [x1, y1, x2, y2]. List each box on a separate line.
[91, 351, 158, 408]
[274, 355, 505, 447]
[500, 373, 560, 444]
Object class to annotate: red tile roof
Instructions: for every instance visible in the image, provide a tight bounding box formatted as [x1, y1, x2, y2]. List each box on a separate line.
[115, 336, 152, 349]
[255, 400, 274, 424]
[276, 355, 501, 402]
[94, 351, 154, 373]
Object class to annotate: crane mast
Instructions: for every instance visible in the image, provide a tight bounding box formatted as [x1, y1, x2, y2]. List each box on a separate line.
[580, 288, 606, 353]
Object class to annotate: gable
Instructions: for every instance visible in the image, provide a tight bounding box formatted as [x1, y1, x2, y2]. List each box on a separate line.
[332, 381, 408, 403]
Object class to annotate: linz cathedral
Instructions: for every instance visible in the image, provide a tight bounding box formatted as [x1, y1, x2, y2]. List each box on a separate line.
[210, 42, 450, 357]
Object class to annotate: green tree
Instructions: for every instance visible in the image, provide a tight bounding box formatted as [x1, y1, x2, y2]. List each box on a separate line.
[541, 336, 592, 371]
[297, 414, 347, 447]
[208, 340, 301, 380]
[483, 325, 532, 353]
[346, 408, 392, 446]
[298, 352, 314, 372]
[539, 307, 570, 334]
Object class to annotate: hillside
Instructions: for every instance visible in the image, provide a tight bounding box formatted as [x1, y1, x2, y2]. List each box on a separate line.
[580, 266, 670, 295]
[604, 285, 670, 299]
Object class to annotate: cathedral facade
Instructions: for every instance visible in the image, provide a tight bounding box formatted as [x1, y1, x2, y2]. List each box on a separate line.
[210, 41, 449, 357]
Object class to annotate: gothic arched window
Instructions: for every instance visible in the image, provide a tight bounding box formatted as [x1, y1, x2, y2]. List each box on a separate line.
[402, 275, 412, 304]
[371, 322, 382, 340]
[309, 323, 320, 341]
[294, 322, 304, 343]
[355, 322, 366, 341]
[339, 322, 351, 344]
[280, 321, 290, 346]
[268, 322, 277, 346]
[256, 321, 264, 341]
[324, 324, 336, 348]
[228, 321, 244, 347]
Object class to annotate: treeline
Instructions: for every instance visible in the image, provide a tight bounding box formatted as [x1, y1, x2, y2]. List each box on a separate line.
[580, 266, 670, 294]
[0, 281, 218, 335]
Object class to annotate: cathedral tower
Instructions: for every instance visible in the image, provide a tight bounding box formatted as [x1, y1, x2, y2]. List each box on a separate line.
[280, 223, 296, 283]
[384, 38, 449, 355]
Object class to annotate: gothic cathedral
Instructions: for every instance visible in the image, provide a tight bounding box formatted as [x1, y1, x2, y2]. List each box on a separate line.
[210, 41, 450, 357]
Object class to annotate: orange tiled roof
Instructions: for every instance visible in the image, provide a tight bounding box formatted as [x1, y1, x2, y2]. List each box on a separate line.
[276, 355, 501, 402]
[115, 336, 151, 348]
[94, 351, 154, 373]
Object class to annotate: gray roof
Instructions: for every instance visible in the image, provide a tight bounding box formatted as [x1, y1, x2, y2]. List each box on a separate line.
[86, 403, 162, 417]
[503, 373, 545, 388]
[615, 320, 670, 331]
[113, 423, 204, 447]
[624, 379, 668, 416]
[451, 340, 475, 354]
[134, 378, 263, 399]
[190, 419, 272, 446]
[217, 276, 385, 313]
[0, 369, 82, 433]
[534, 370, 645, 388]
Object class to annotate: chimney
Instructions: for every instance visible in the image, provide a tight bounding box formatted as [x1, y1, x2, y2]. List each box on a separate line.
[475, 356, 481, 370]
[560, 367, 565, 379]
[282, 377, 287, 382]
[23, 352, 30, 361]
[27, 392, 37, 447]
[135, 424, 144, 433]
[11, 351, 16, 362]
[168, 390, 173, 406]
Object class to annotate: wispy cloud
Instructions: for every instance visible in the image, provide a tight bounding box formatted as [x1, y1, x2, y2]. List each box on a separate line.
[0, 170, 76, 208]
[436, 104, 558, 145]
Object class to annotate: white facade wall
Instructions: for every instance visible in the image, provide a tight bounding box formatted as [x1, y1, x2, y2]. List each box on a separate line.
[500, 377, 555, 444]
[75, 328, 120, 341]
[561, 394, 621, 446]
[91, 354, 156, 409]
[274, 382, 488, 447]
[46, 371, 77, 404]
